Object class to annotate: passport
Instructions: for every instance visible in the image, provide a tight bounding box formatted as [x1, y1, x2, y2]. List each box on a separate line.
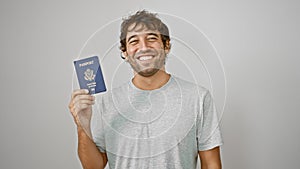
[74, 56, 106, 94]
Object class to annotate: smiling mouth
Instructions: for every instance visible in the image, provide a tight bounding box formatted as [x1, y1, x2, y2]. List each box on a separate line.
[137, 55, 154, 61]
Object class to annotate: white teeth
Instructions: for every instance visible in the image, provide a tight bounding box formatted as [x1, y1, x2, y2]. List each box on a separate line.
[138, 56, 153, 61]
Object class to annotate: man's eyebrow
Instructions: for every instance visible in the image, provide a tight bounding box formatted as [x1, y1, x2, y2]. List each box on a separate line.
[147, 33, 159, 37]
[127, 32, 160, 42]
[127, 35, 137, 42]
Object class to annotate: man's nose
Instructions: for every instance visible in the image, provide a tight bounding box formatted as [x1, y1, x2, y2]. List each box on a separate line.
[139, 39, 150, 51]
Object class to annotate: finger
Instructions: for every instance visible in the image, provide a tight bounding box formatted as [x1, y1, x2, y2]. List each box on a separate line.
[69, 93, 94, 105]
[72, 98, 95, 112]
[71, 89, 89, 99]
[75, 99, 95, 106]
[71, 103, 91, 115]
[69, 95, 94, 116]
[70, 98, 95, 110]
[71, 93, 94, 106]
[74, 103, 92, 113]
[72, 95, 95, 105]
[69, 95, 95, 110]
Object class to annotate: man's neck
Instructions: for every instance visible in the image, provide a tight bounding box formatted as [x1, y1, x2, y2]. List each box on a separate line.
[132, 70, 171, 90]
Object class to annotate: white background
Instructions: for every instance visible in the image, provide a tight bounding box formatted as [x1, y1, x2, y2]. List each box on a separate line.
[0, 0, 299, 168]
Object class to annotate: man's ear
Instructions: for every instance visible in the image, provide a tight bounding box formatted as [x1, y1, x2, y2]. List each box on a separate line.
[121, 52, 128, 61]
[164, 40, 171, 54]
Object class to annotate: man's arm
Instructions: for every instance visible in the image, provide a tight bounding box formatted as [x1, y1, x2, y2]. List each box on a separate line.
[198, 146, 222, 169]
[69, 89, 107, 169]
[77, 126, 107, 169]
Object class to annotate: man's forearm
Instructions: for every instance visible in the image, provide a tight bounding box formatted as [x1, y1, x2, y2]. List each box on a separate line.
[77, 127, 107, 169]
[199, 147, 222, 169]
[200, 163, 222, 169]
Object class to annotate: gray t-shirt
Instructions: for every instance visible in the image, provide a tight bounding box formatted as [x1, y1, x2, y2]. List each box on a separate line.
[92, 76, 223, 169]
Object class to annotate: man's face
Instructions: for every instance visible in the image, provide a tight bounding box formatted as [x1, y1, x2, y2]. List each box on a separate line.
[123, 24, 169, 77]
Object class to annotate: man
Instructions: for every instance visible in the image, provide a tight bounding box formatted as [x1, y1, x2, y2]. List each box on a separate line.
[69, 10, 223, 169]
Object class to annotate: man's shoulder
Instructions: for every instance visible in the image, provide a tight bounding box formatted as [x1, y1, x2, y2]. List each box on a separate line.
[171, 75, 209, 95]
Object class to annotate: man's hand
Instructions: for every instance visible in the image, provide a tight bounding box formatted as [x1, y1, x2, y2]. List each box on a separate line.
[68, 89, 95, 137]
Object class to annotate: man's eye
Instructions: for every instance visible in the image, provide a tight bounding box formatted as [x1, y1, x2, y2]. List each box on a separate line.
[147, 37, 158, 41]
[129, 40, 138, 44]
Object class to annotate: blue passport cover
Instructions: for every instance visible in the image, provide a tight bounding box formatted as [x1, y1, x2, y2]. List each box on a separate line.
[74, 56, 106, 94]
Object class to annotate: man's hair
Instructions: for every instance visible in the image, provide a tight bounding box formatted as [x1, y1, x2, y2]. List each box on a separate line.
[119, 10, 171, 54]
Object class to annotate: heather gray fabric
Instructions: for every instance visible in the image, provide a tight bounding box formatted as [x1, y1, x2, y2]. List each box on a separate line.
[91, 75, 223, 169]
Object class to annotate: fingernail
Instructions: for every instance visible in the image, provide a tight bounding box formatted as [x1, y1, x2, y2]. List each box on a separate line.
[84, 89, 89, 93]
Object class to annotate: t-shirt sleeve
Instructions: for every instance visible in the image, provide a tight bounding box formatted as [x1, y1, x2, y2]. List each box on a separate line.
[91, 94, 106, 153]
[196, 90, 223, 151]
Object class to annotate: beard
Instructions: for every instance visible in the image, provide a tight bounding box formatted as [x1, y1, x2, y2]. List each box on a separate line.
[127, 49, 167, 77]
[136, 67, 160, 77]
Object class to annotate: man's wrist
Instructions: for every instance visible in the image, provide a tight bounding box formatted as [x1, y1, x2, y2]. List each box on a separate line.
[77, 125, 92, 139]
